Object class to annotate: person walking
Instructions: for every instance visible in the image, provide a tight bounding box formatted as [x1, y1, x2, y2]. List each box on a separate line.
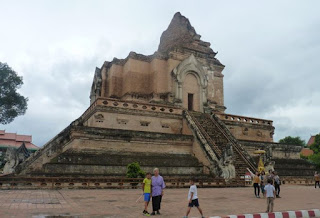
[183, 178, 204, 218]
[268, 170, 275, 182]
[264, 178, 276, 213]
[314, 171, 320, 188]
[247, 168, 261, 198]
[260, 171, 266, 197]
[273, 172, 281, 198]
[151, 168, 165, 216]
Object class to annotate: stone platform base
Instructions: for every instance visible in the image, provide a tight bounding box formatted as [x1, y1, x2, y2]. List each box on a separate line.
[0, 176, 234, 190]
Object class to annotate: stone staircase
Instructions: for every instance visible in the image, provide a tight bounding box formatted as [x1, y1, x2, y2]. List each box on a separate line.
[42, 151, 208, 178]
[15, 124, 213, 179]
[184, 110, 256, 184]
[273, 158, 318, 177]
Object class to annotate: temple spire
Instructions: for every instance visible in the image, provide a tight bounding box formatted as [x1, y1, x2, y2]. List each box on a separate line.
[158, 12, 215, 57]
[158, 12, 199, 53]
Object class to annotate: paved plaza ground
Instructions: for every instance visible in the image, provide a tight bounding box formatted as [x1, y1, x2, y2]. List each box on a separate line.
[0, 185, 319, 217]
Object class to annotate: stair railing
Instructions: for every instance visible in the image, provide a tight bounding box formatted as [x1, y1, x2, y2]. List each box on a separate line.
[184, 110, 222, 159]
[207, 113, 257, 172]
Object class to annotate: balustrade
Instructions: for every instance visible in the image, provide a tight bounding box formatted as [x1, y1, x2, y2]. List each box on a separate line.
[216, 113, 273, 126]
[81, 98, 182, 119]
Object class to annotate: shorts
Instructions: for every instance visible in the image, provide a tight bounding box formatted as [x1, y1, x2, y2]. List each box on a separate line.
[144, 193, 151, 202]
[188, 198, 199, 207]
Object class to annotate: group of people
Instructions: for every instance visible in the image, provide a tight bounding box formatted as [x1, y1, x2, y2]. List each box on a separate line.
[246, 169, 320, 213]
[142, 168, 204, 218]
[141, 168, 318, 216]
[142, 168, 165, 216]
[247, 168, 281, 199]
[247, 168, 281, 213]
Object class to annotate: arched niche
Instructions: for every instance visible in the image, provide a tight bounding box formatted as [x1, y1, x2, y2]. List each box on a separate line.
[172, 54, 208, 112]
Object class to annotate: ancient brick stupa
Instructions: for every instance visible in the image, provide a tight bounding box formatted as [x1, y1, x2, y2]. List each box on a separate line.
[16, 12, 314, 184]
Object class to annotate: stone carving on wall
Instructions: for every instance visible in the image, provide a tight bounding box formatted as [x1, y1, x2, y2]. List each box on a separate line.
[264, 161, 275, 173]
[94, 114, 104, 120]
[3, 143, 30, 174]
[219, 158, 235, 180]
[117, 118, 128, 125]
[266, 146, 273, 161]
[223, 143, 234, 161]
[220, 143, 235, 179]
[90, 67, 102, 105]
[270, 130, 274, 138]
[209, 156, 235, 181]
[140, 121, 150, 127]
[160, 122, 170, 129]
[257, 130, 262, 137]
[242, 127, 249, 135]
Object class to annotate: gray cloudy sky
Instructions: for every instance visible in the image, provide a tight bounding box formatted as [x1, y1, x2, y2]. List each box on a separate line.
[0, 0, 319, 146]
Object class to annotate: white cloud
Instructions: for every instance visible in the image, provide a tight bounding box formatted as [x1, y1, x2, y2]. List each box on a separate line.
[1, 0, 320, 146]
[266, 92, 320, 140]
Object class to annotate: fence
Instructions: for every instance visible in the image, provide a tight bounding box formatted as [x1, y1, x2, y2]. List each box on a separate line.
[0, 176, 315, 190]
[0, 176, 230, 190]
[244, 176, 316, 186]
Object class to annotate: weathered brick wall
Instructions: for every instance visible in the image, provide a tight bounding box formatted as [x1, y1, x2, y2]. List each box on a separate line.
[239, 140, 301, 159]
[86, 111, 183, 134]
[217, 114, 275, 142]
[239, 140, 318, 177]
[18, 125, 213, 178]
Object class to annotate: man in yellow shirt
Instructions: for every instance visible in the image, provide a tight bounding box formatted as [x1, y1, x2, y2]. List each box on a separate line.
[142, 172, 152, 216]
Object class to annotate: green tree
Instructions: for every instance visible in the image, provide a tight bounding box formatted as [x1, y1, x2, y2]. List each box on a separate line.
[309, 153, 320, 168]
[126, 162, 145, 178]
[307, 134, 320, 168]
[309, 134, 320, 154]
[0, 62, 28, 124]
[279, 136, 306, 147]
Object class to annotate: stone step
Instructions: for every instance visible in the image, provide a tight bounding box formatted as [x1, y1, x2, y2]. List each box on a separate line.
[189, 111, 254, 176]
[273, 158, 318, 176]
[50, 152, 203, 167]
[42, 164, 207, 177]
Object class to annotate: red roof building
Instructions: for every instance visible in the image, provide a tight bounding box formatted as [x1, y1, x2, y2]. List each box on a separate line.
[0, 130, 39, 150]
[300, 148, 314, 157]
[301, 135, 318, 157]
[307, 135, 316, 147]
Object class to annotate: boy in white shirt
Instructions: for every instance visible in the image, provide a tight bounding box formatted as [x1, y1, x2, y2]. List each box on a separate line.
[264, 179, 276, 213]
[183, 178, 204, 218]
